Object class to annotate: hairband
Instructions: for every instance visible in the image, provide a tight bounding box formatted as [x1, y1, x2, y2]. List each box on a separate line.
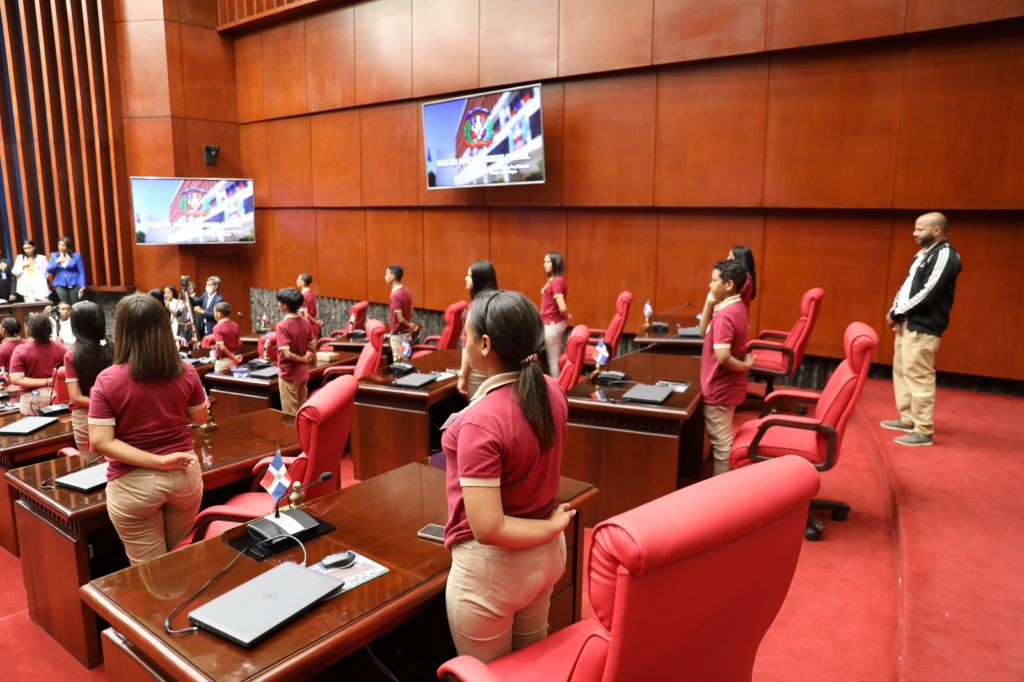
[520, 353, 538, 366]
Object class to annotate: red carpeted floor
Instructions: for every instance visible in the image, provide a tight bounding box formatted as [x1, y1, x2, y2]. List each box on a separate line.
[3, 381, 1022, 679]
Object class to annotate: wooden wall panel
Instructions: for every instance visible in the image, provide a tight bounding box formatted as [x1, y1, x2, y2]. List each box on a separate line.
[261, 20, 306, 118]
[179, 24, 236, 122]
[239, 122, 269, 205]
[311, 110, 361, 207]
[761, 213, 892, 360]
[364, 209, 424, 304]
[178, 0, 218, 28]
[271, 209, 317, 288]
[485, 82, 564, 207]
[654, 211, 765, 334]
[412, 0, 478, 98]
[266, 116, 312, 206]
[558, 0, 653, 77]
[123, 117, 185, 175]
[304, 6, 355, 113]
[184, 119, 241, 177]
[654, 58, 768, 207]
[767, 0, 906, 50]
[117, 20, 171, 117]
[566, 210, 658, 334]
[234, 32, 263, 122]
[479, 0, 558, 87]
[315, 209, 367, 301]
[360, 102, 418, 206]
[764, 43, 904, 208]
[562, 74, 657, 206]
[488, 209, 566, 309]
[905, 1, 1024, 32]
[653, 0, 766, 63]
[249, 209, 277, 289]
[163, 20, 186, 118]
[132, 243, 182, 291]
[422, 209, 490, 310]
[113, 0, 175, 22]
[894, 27, 1024, 210]
[354, 0, 412, 105]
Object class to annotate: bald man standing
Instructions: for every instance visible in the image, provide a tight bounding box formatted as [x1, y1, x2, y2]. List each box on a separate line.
[881, 212, 962, 447]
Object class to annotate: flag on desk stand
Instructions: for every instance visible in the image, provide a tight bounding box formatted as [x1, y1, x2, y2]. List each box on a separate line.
[260, 448, 291, 502]
[643, 300, 653, 320]
[595, 339, 610, 367]
[401, 336, 414, 359]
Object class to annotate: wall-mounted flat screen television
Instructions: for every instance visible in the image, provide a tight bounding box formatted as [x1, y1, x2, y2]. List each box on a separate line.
[422, 84, 545, 190]
[130, 177, 256, 245]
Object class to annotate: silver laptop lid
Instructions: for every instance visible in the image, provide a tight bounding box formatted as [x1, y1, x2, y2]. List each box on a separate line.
[55, 462, 109, 493]
[621, 383, 674, 405]
[0, 415, 59, 435]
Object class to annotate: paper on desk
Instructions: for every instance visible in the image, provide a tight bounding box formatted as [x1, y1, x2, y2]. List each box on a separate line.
[309, 551, 388, 593]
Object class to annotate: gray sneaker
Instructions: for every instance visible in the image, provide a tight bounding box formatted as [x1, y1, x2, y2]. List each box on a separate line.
[895, 432, 933, 447]
[880, 419, 914, 432]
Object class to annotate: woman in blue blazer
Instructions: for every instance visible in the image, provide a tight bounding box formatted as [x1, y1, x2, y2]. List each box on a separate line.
[48, 236, 87, 304]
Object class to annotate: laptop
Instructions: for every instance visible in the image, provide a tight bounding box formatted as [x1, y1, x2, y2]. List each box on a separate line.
[392, 372, 437, 389]
[55, 462, 109, 493]
[676, 326, 702, 338]
[0, 415, 59, 436]
[188, 561, 344, 648]
[621, 383, 674, 405]
[250, 366, 280, 380]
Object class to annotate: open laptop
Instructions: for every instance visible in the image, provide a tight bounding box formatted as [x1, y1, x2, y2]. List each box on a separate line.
[676, 326, 702, 338]
[55, 462, 109, 493]
[392, 372, 437, 389]
[621, 383, 674, 405]
[188, 561, 344, 648]
[0, 415, 59, 436]
[249, 366, 280, 380]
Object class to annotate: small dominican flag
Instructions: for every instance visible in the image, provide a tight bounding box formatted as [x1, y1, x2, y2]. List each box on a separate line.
[401, 336, 414, 358]
[259, 448, 291, 502]
[643, 300, 653, 320]
[595, 339, 610, 366]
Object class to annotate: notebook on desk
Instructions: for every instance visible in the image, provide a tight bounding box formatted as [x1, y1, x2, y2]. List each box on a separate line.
[249, 366, 280, 379]
[392, 373, 437, 388]
[188, 561, 344, 648]
[55, 463, 109, 493]
[621, 383, 674, 405]
[676, 326, 702, 338]
[0, 415, 58, 435]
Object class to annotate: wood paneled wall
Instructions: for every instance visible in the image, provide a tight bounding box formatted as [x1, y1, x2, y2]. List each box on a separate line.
[0, 0, 132, 290]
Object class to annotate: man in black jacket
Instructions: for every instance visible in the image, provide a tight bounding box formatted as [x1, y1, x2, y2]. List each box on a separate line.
[881, 212, 962, 447]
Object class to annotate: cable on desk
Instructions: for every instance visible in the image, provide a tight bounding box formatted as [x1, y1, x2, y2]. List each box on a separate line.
[365, 644, 402, 682]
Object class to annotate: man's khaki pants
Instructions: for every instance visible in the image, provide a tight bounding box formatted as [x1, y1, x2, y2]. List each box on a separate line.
[893, 330, 941, 437]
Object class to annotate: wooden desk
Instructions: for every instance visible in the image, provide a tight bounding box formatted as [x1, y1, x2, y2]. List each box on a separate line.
[0, 300, 50, 328]
[184, 348, 259, 380]
[82, 462, 597, 682]
[0, 408, 75, 556]
[564, 351, 705, 523]
[633, 314, 705, 355]
[351, 349, 464, 480]
[5, 409, 301, 668]
[325, 336, 370, 354]
[205, 355, 358, 418]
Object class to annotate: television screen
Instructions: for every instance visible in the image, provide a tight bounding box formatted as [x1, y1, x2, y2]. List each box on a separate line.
[422, 84, 545, 190]
[130, 177, 256, 245]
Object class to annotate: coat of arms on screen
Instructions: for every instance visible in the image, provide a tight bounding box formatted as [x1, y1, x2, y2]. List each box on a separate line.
[463, 107, 495, 148]
[179, 189, 209, 217]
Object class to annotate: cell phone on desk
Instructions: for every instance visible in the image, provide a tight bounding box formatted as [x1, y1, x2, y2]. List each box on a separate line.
[417, 523, 445, 543]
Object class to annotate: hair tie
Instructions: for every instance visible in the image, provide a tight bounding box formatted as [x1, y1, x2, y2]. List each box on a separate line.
[520, 353, 538, 367]
[99, 339, 107, 346]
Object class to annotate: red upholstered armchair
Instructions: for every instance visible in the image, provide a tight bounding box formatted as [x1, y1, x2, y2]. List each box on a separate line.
[437, 455, 820, 681]
[731, 322, 878, 540]
[322, 319, 386, 383]
[177, 374, 358, 546]
[557, 324, 590, 392]
[257, 331, 278, 362]
[746, 287, 823, 395]
[413, 300, 467, 359]
[584, 291, 632, 367]
[53, 366, 70, 404]
[318, 300, 372, 349]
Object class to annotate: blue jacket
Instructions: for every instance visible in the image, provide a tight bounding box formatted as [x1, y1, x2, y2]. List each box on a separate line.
[47, 252, 87, 288]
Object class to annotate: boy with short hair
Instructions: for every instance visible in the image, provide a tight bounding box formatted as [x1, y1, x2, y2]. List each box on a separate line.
[385, 264, 417, 363]
[698, 259, 755, 476]
[275, 287, 317, 415]
[296, 272, 322, 332]
[211, 301, 242, 372]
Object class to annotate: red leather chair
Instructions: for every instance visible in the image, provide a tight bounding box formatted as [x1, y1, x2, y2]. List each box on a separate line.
[585, 291, 632, 367]
[437, 455, 820, 681]
[317, 300, 372, 349]
[731, 322, 878, 540]
[746, 287, 824, 395]
[257, 331, 278, 362]
[322, 319, 386, 383]
[53, 367, 70, 404]
[557, 325, 589, 392]
[412, 300, 467, 359]
[178, 374, 358, 545]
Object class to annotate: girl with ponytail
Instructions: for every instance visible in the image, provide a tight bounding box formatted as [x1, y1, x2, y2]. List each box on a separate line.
[441, 289, 575, 663]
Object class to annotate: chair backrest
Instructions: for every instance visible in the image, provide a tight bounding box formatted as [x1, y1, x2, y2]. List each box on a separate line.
[437, 300, 469, 350]
[812, 322, 878, 460]
[347, 300, 369, 331]
[603, 291, 633, 357]
[293, 374, 358, 499]
[559, 325, 590, 392]
[782, 287, 824, 369]
[257, 332, 277, 362]
[352, 320, 386, 379]
[54, 366, 69, 404]
[584, 456, 820, 681]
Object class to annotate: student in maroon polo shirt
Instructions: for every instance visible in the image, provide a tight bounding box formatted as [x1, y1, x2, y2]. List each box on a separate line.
[698, 259, 755, 476]
[10, 313, 67, 415]
[275, 287, 317, 415]
[457, 260, 499, 400]
[442, 290, 576, 663]
[88, 295, 208, 565]
[540, 252, 570, 378]
[385, 264, 417, 362]
[211, 301, 242, 372]
[0, 317, 24, 373]
[296, 272, 322, 332]
[64, 302, 114, 451]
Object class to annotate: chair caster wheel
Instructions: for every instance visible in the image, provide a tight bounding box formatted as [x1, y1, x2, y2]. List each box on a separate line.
[805, 527, 821, 541]
[831, 509, 848, 521]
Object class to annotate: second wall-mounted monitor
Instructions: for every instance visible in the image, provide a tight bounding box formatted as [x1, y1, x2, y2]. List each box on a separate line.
[422, 84, 545, 190]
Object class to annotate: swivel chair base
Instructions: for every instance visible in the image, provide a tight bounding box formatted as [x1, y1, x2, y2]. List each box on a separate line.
[805, 498, 850, 541]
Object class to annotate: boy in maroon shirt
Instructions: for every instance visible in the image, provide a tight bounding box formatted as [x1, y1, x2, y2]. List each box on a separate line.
[296, 272, 322, 332]
[275, 288, 317, 415]
[211, 302, 242, 372]
[698, 259, 755, 476]
[385, 264, 417, 362]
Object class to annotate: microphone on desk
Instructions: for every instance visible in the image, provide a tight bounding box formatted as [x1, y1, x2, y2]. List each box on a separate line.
[273, 472, 333, 519]
[246, 472, 334, 556]
[655, 300, 693, 317]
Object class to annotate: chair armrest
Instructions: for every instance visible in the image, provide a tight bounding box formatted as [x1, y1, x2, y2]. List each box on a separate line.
[322, 365, 356, 380]
[748, 415, 837, 470]
[587, 328, 607, 340]
[190, 505, 263, 542]
[761, 389, 821, 416]
[747, 341, 795, 374]
[436, 656, 502, 681]
[758, 329, 789, 340]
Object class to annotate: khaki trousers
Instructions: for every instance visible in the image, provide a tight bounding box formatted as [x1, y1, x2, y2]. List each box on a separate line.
[447, 534, 567, 663]
[543, 321, 567, 378]
[704, 404, 736, 476]
[106, 459, 203, 565]
[278, 377, 308, 416]
[214, 357, 234, 373]
[19, 386, 54, 416]
[893, 330, 941, 437]
[71, 408, 89, 452]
